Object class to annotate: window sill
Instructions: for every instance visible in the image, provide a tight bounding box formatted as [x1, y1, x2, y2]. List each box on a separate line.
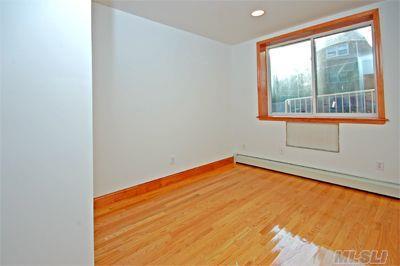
[257, 116, 388, 124]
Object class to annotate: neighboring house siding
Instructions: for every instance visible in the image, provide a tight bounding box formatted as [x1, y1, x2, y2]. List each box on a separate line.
[317, 38, 374, 95]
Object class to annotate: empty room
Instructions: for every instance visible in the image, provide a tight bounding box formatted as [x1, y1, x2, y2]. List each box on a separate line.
[1, 0, 399, 265]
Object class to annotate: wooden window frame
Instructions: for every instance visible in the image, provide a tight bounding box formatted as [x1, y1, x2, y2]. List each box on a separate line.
[256, 9, 387, 124]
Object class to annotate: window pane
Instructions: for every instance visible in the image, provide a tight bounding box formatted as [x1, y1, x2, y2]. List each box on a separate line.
[315, 26, 376, 114]
[269, 40, 312, 114]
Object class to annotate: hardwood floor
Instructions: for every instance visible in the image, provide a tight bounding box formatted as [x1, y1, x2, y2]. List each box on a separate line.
[94, 164, 400, 265]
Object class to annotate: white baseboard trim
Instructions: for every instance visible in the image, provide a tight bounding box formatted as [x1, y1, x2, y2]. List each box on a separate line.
[235, 154, 400, 198]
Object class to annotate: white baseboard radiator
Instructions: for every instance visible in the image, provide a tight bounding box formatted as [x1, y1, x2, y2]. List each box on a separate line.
[235, 154, 400, 198]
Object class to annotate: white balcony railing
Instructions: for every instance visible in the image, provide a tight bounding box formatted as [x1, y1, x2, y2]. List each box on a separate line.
[284, 89, 376, 114]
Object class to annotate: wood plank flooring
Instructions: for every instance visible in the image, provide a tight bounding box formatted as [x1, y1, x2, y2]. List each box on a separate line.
[95, 164, 400, 265]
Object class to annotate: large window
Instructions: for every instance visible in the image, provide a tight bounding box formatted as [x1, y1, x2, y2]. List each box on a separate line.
[257, 9, 386, 124]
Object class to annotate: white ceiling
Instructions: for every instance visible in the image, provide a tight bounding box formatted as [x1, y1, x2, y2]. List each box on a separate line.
[94, 0, 380, 44]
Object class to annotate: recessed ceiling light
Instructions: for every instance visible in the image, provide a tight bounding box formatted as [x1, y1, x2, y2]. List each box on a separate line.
[251, 9, 265, 17]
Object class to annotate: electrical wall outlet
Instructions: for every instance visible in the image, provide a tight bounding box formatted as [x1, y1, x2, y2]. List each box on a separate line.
[170, 156, 176, 165]
[376, 161, 384, 171]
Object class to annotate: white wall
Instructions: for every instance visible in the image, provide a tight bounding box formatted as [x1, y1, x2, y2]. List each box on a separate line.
[93, 3, 232, 197]
[229, 0, 400, 184]
[0, 3, 3, 264]
[1, 1, 94, 265]
[398, 1, 400, 174]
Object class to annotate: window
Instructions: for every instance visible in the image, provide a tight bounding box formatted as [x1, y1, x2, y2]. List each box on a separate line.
[326, 43, 349, 58]
[269, 40, 312, 114]
[257, 9, 386, 124]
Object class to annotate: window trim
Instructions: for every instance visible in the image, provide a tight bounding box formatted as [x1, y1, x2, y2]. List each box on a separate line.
[268, 22, 374, 118]
[256, 9, 387, 124]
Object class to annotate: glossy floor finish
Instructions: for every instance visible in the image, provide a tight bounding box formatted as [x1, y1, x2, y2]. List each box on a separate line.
[94, 164, 400, 265]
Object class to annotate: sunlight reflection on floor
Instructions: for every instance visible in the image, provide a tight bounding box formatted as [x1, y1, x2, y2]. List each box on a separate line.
[270, 225, 364, 266]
